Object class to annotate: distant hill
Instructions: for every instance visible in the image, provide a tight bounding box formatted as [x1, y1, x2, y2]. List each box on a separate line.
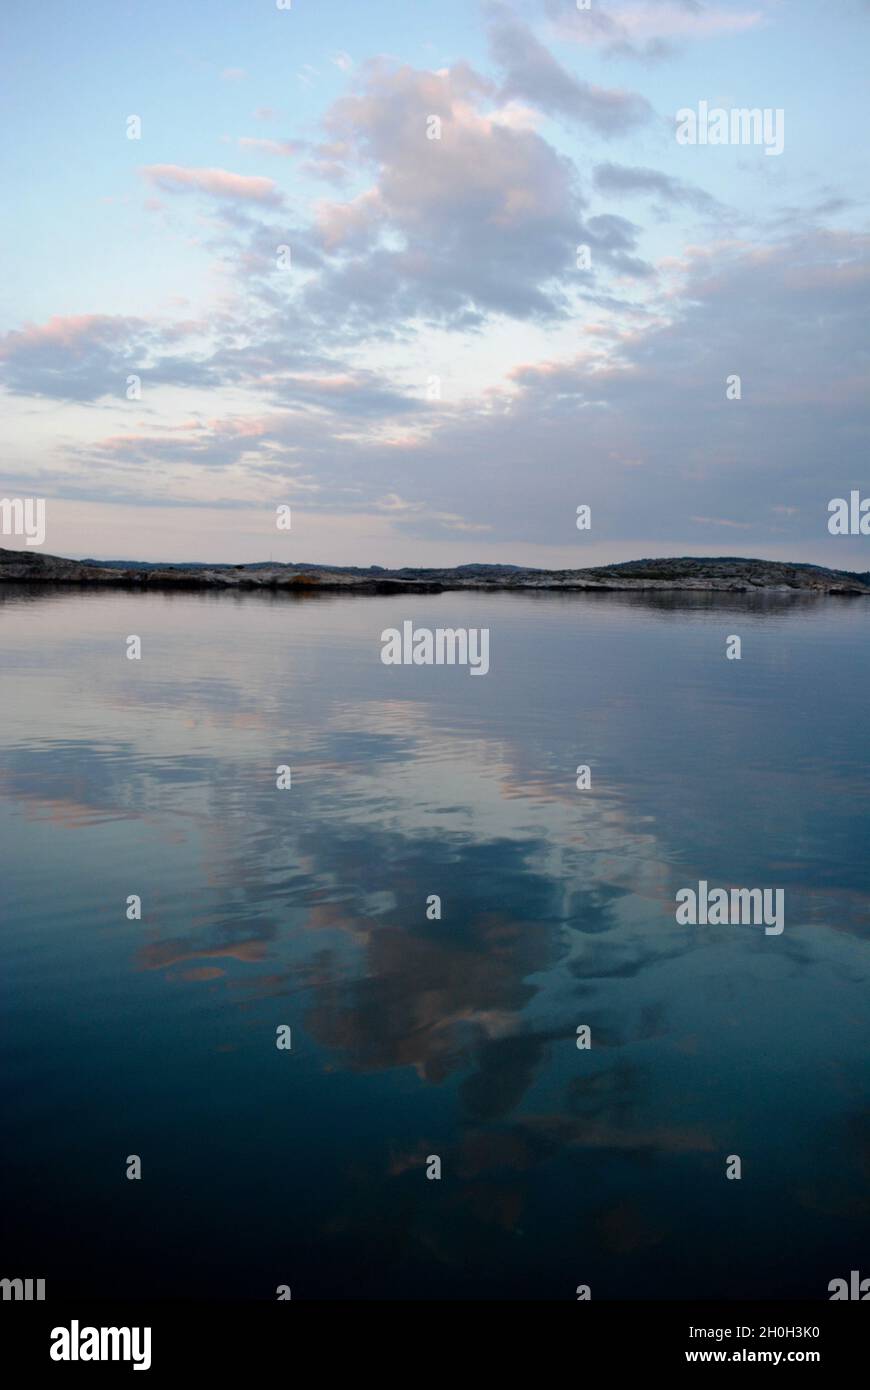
[2, 547, 869, 594]
[80, 558, 528, 578]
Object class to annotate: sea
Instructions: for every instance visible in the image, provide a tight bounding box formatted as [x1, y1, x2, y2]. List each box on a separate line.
[1, 583, 867, 1299]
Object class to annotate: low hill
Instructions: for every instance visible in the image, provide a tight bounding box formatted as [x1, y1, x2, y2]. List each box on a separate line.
[2, 547, 869, 594]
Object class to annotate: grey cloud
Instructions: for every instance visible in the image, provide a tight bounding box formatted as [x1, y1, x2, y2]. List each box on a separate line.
[594, 162, 723, 215]
[259, 228, 870, 548]
[0, 316, 221, 403]
[124, 54, 658, 351]
[489, 9, 654, 134]
[19, 229, 870, 572]
[0, 309, 341, 404]
[386, 228, 870, 549]
[275, 58, 654, 334]
[540, 0, 708, 62]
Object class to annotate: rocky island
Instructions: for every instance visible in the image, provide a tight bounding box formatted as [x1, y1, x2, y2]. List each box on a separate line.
[1, 547, 868, 594]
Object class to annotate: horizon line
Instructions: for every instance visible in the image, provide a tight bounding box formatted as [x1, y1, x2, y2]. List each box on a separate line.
[3, 545, 868, 578]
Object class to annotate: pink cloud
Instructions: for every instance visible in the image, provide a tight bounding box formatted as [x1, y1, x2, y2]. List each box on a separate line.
[0, 313, 143, 356]
[140, 164, 283, 205]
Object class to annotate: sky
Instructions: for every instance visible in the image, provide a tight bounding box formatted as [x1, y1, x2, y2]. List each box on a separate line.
[0, 0, 868, 568]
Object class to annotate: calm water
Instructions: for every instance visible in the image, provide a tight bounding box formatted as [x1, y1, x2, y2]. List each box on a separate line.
[1, 584, 868, 1300]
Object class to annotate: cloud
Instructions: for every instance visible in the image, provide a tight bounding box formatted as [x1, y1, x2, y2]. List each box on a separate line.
[392, 227, 870, 548]
[594, 162, 723, 214]
[4, 226, 868, 566]
[281, 57, 653, 334]
[542, 0, 763, 61]
[140, 164, 284, 206]
[612, 1, 763, 42]
[488, 8, 653, 134]
[0, 313, 223, 402]
[0, 314, 151, 401]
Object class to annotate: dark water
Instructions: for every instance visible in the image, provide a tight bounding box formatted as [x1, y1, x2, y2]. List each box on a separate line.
[1, 584, 868, 1301]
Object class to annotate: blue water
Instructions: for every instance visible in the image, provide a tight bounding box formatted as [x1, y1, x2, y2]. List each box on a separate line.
[1, 584, 867, 1299]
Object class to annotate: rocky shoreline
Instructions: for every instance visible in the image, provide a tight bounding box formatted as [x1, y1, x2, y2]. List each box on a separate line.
[1, 546, 868, 594]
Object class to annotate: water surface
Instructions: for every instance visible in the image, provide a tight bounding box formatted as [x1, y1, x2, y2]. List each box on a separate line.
[1, 585, 868, 1299]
